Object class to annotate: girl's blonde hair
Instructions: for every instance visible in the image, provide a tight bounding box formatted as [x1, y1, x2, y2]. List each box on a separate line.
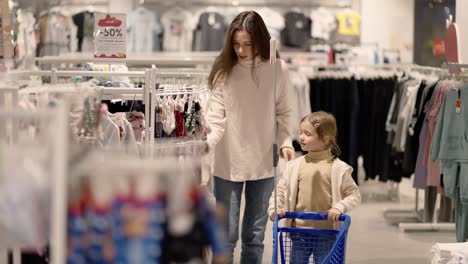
[300, 111, 341, 157]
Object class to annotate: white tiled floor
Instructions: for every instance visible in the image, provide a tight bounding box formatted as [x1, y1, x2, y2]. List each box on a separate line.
[232, 176, 456, 264]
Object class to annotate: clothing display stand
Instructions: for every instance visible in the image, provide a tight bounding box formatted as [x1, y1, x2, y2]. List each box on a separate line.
[0, 85, 21, 264]
[4, 68, 153, 149]
[382, 64, 458, 232]
[0, 97, 69, 264]
[392, 16, 464, 232]
[148, 66, 209, 147]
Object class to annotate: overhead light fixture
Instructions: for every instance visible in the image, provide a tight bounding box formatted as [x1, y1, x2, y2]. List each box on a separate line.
[232, 1, 239, 6]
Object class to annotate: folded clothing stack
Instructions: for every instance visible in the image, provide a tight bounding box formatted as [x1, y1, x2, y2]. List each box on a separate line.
[431, 242, 468, 264]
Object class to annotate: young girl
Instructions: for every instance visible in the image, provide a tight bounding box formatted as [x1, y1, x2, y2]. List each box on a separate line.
[268, 111, 361, 263]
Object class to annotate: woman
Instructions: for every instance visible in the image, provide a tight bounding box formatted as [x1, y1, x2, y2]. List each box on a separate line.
[206, 10, 295, 264]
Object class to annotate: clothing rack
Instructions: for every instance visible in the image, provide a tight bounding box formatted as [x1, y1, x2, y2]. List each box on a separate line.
[382, 65, 457, 232]
[0, 86, 21, 264]
[0, 100, 69, 264]
[292, 63, 456, 232]
[149, 67, 209, 150]
[2, 69, 153, 150]
[0, 69, 216, 263]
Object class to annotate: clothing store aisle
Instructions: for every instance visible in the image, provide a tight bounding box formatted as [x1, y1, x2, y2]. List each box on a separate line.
[233, 177, 455, 264]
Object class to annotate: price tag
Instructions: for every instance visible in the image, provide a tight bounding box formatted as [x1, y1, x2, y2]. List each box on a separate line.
[94, 13, 127, 59]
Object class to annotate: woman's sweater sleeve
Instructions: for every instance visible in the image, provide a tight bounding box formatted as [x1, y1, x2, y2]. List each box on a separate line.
[277, 62, 293, 150]
[206, 86, 227, 149]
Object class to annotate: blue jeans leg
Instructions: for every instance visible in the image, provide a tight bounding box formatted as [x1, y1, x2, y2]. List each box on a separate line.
[241, 177, 274, 264]
[213, 176, 243, 264]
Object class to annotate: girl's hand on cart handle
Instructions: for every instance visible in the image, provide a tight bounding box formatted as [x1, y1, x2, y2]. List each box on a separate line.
[328, 208, 342, 221]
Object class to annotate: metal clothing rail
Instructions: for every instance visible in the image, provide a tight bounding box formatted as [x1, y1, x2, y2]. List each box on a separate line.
[35, 54, 217, 68]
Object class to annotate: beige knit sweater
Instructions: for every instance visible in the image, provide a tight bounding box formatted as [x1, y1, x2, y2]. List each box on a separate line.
[206, 58, 293, 182]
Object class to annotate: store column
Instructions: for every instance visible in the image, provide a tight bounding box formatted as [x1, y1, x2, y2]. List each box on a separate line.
[456, 0, 468, 63]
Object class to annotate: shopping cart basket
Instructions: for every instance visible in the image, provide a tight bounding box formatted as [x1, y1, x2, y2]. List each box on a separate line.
[272, 212, 351, 264]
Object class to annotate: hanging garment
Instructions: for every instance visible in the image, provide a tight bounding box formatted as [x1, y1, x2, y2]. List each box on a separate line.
[155, 103, 163, 138]
[257, 8, 285, 49]
[127, 111, 145, 142]
[425, 82, 453, 187]
[175, 100, 185, 137]
[310, 7, 336, 40]
[282, 11, 311, 49]
[335, 9, 361, 36]
[288, 70, 311, 141]
[194, 11, 227, 51]
[414, 81, 442, 189]
[364, 78, 396, 181]
[127, 8, 163, 53]
[72, 11, 94, 52]
[38, 12, 75, 56]
[309, 76, 365, 183]
[16, 9, 37, 70]
[402, 80, 437, 179]
[161, 7, 196, 52]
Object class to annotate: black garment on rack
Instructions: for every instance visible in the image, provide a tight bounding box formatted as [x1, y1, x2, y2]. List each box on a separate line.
[308, 76, 397, 183]
[195, 12, 227, 51]
[72, 11, 94, 52]
[103, 100, 146, 114]
[380, 79, 403, 182]
[309, 77, 359, 183]
[357, 78, 396, 181]
[282, 11, 311, 49]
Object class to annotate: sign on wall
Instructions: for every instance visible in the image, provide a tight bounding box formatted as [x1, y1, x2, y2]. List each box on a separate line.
[94, 13, 127, 59]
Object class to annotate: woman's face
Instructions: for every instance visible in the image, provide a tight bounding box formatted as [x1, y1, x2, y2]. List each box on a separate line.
[233, 30, 253, 61]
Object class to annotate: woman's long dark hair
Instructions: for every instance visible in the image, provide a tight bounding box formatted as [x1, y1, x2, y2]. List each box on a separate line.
[208, 10, 279, 89]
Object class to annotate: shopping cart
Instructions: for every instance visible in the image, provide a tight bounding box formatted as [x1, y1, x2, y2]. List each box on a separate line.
[272, 212, 351, 264]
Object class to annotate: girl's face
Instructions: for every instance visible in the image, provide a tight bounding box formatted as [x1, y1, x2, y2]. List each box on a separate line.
[299, 121, 328, 152]
[233, 30, 253, 61]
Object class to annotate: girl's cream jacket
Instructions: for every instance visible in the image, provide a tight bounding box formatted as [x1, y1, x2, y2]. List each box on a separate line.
[268, 155, 361, 227]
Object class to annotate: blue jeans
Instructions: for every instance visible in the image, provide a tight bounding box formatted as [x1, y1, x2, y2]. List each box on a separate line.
[213, 176, 274, 264]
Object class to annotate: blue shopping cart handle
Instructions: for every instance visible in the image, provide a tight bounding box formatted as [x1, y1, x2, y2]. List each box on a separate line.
[278, 211, 348, 222]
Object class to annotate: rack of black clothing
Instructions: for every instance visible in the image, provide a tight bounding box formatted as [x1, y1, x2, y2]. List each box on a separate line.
[307, 67, 397, 185]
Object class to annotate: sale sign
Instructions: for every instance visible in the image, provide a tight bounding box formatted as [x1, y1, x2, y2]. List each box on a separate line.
[94, 13, 127, 59]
